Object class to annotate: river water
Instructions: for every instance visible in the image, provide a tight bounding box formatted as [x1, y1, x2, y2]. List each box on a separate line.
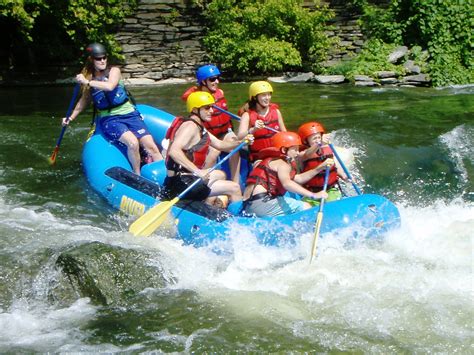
[0, 83, 472, 352]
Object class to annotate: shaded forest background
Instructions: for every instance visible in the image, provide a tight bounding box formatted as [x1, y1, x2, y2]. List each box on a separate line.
[0, 0, 472, 86]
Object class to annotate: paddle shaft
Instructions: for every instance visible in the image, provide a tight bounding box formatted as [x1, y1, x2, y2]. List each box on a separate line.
[310, 166, 330, 264]
[177, 139, 248, 199]
[328, 143, 362, 195]
[212, 105, 279, 133]
[129, 139, 249, 236]
[49, 84, 81, 163]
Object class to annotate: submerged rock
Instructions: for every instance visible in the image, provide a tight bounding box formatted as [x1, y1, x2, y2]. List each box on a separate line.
[55, 241, 170, 306]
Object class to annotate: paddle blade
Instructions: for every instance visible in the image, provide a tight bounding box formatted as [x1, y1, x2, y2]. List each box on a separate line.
[129, 197, 179, 237]
[310, 211, 324, 264]
[48, 146, 59, 165]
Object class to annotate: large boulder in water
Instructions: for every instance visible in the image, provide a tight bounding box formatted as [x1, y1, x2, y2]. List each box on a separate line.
[55, 241, 170, 306]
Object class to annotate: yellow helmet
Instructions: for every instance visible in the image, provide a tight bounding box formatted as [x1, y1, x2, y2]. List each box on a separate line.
[249, 81, 273, 99]
[186, 91, 215, 112]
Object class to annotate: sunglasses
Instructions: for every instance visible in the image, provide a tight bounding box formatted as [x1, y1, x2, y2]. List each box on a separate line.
[94, 56, 107, 62]
[207, 76, 219, 83]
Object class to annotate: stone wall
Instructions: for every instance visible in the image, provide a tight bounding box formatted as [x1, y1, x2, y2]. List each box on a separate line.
[118, 0, 372, 83]
[117, 0, 428, 86]
[117, 0, 207, 84]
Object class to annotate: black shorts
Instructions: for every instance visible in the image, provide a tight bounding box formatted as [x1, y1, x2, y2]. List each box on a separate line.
[163, 174, 211, 201]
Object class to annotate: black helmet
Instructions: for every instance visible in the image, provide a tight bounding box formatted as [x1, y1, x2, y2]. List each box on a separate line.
[86, 43, 107, 57]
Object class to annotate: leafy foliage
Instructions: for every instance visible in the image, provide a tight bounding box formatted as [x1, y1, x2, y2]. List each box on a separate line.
[325, 39, 403, 80]
[351, 0, 473, 86]
[1, 0, 137, 69]
[200, 0, 333, 76]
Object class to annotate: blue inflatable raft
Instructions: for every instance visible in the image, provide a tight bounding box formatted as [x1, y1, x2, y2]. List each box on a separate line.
[82, 104, 401, 248]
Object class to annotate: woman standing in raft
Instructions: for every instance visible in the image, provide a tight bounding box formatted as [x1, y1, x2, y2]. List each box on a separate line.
[237, 81, 287, 162]
[181, 65, 241, 184]
[242, 132, 331, 217]
[62, 43, 162, 175]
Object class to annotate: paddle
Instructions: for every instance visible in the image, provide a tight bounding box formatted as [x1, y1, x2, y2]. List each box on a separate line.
[48, 84, 81, 165]
[129, 139, 249, 237]
[212, 105, 279, 133]
[328, 143, 362, 195]
[309, 165, 330, 264]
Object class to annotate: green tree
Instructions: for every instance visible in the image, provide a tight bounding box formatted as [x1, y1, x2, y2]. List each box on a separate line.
[1, 0, 137, 74]
[200, 0, 333, 76]
[352, 0, 473, 86]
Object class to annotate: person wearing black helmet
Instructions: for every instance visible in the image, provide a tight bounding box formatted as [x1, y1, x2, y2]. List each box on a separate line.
[62, 43, 163, 175]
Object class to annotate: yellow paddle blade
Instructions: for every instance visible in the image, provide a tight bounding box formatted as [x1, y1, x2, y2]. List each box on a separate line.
[310, 211, 324, 264]
[129, 197, 179, 237]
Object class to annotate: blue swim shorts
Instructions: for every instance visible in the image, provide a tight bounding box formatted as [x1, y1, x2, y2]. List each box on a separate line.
[100, 110, 150, 141]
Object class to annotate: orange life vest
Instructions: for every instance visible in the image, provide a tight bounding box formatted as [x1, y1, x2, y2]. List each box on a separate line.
[246, 148, 297, 197]
[181, 86, 232, 138]
[303, 145, 339, 191]
[165, 116, 210, 173]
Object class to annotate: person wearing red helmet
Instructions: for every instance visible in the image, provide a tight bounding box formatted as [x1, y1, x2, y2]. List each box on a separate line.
[62, 43, 162, 175]
[298, 121, 348, 204]
[181, 65, 241, 185]
[241, 132, 330, 217]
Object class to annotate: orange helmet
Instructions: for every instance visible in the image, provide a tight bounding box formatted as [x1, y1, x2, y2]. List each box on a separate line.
[272, 132, 302, 151]
[298, 122, 325, 143]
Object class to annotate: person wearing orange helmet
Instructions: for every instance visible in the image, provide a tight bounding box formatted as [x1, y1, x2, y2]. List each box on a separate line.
[298, 121, 347, 204]
[241, 131, 330, 217]
[181, 65, 241, 185]
[237, 81, 287, 162]
[62, 43, 162, 175]
[163, 91, 251, 204]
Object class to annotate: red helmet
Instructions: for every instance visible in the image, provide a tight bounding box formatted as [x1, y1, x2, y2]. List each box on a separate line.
[298, 122, 325, 143]
[272, 132, 302, 151]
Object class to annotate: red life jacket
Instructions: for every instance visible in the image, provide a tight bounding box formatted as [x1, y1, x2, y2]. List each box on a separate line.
[248, 103, 281, 160]
[181, 86, 232, 138]
[165, 116, 210, 173]
[246, 150, 297, 197]
[303, 145, 339, 191]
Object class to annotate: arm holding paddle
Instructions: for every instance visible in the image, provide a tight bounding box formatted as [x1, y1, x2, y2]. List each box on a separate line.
[129, 138, 251, 237]
[61, 91, 89, 126]
[212, 105, 279, 134]
[48, 83, 81, 165]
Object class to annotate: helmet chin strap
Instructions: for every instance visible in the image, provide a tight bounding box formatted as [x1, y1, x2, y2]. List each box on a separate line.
[202, 81, 215, 93]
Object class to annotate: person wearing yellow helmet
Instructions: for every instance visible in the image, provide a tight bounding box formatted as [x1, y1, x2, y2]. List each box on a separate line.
[298, 121, 348, 204]
[181, 65, 241, 185]
[163, 91, 250, 204]
[62, 43, 162, 175]
[237, 81, 287, 162]
[241, 132, 330, 217]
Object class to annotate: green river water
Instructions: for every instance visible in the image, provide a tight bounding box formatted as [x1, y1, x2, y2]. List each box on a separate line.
[0, 82, 472, 352]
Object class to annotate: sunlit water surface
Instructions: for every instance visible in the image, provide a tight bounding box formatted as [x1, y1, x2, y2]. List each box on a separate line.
[0, 83, 472, 352]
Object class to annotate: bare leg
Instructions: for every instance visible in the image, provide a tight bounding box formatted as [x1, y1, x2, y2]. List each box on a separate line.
[139, 134, 163, 161]
[224, 132, 241, 185]
[207, 170, 242, 202]
[119, 131, 141, 174]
